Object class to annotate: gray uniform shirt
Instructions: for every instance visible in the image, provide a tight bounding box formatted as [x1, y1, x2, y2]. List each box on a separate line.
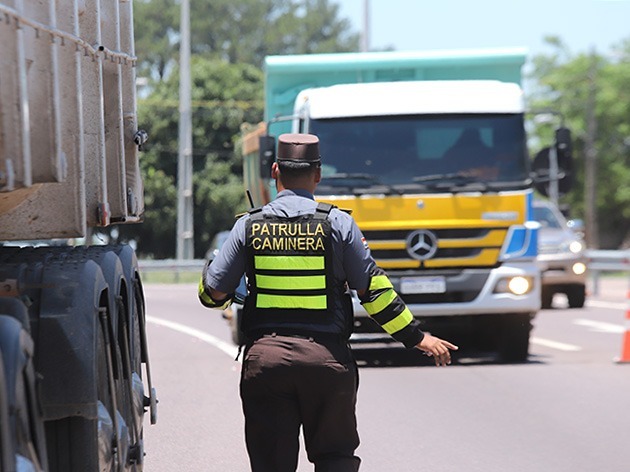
[205, 188, 377, 333]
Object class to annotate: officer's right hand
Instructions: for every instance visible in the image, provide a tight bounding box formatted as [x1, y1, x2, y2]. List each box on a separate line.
[416, 334, 458, 366]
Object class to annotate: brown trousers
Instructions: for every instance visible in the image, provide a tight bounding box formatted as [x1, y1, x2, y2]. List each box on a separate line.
[240, 334, 361, 472]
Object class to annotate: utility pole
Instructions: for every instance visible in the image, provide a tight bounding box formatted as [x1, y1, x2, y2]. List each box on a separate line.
[177, 0, 194, 260]
[360, 0, 369, 52]
[584, 49, 599, 249]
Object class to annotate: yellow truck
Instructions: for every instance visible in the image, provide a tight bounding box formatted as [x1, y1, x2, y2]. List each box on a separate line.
[238, 48, 571, 363]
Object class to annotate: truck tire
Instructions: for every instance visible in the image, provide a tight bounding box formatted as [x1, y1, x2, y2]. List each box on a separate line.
[541, 287, 554, 309]
[497, 313, 532, 363]
[70, 245, 147, 470]
[471, 314, 500, 352]
[567, 285, 586, 309]
[0, 348, 12, 472]
[116, 287, 145, 471]
[45, 296, 119, 472]
[0, 314, 48, 471]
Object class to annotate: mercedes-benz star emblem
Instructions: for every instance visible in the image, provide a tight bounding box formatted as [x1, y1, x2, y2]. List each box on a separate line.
[406, 230, 438, 261]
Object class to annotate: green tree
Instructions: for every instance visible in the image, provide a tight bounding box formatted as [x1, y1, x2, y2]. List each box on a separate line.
[121, 57, 263, 258]
[528, 37, 630, 248]
[130, 0, 360, 258]
[134, 0, 179, 80]
[134, 0, 360, 78]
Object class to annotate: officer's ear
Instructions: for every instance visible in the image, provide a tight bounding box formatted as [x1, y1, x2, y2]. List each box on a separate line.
[271, 161, 280, 180]
[313, 165, 322, 184]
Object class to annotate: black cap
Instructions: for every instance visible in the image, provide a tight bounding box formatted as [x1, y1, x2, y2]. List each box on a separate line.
[277, 133, 321, 163]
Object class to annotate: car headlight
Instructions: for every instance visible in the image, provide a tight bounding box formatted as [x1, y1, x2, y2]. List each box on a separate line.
[559, 239, 584, 254]
[569, 240, 584, 254]
[572, 262, 587, 275]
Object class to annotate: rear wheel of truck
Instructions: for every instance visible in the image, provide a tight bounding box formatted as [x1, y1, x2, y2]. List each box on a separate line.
[45, 294, 119, 472]
[497, 313, 532, 363]
[0, 347, 11, 472]
[567, 285, 586, 309]
[0, 313, 48, 471]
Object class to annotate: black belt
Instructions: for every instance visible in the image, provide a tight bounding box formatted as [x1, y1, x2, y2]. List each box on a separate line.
[249, 329, 348, 345]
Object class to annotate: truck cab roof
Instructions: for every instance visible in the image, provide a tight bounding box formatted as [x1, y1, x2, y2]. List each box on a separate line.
[295, 80, 524, 119]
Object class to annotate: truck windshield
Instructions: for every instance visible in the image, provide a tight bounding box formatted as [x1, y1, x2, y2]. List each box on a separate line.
[309, 114, 530, 194]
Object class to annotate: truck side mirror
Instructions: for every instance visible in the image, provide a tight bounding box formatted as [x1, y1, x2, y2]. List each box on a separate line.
[555, 127, 572, 164]
[531, 146, 574, 197]
[259, 135, 276, 178]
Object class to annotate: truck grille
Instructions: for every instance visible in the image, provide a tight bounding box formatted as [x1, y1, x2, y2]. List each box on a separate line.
[362, 227, 506, 269]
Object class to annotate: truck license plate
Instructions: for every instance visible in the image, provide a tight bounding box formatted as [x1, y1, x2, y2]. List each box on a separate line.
[399, 276, 446, 294]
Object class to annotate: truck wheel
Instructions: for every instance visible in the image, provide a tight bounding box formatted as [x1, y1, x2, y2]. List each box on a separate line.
[45, 302, 118, 472]
[117, 291, 145, 471]
[471, 314, 499, 352]
[0, 348, 12, 472]
[567, 285, 586, 308]
[541, 287, 554, 309]
[497, 313, 532, 363]
[0, 315, 48, 471]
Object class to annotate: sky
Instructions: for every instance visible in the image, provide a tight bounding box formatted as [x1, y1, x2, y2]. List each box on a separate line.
[337, 0, 630, 59]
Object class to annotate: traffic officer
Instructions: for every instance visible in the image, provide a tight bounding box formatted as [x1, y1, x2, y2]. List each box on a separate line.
[198, 133, 458, 472]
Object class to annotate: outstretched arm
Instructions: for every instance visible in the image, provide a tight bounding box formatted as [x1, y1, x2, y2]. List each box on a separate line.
[357, 267, 458, 366]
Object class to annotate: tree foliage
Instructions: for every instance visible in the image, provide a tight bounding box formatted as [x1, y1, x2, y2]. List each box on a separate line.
[122, 58, 263, 258]
[528, 37, 630, 248]
[134, 0, 179, 80]
[133, 0, 359, 74]
[128, 0, 360, 258]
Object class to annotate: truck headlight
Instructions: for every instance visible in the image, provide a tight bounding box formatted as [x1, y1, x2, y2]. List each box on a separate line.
[494, 276, 534, 295]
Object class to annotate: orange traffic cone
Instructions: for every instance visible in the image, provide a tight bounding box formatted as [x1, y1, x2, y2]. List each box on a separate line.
[615, 290, 630, 363]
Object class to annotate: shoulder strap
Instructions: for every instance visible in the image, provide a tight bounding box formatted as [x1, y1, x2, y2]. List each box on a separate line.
[247, 206, 265, 221]
[314, 202, 336, 220]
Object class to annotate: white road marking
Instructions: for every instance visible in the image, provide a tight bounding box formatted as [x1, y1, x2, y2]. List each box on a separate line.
[574, 319, 625, 334]
[145, 312, 623, 358]
[587, 300, 626, 310]
[530, 337, 582, 352]
[146, 315, 240, 361]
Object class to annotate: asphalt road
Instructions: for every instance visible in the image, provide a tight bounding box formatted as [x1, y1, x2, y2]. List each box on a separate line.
[141, 278, 630, 472]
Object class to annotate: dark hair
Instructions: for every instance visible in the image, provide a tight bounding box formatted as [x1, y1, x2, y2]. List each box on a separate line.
[277, 160, 321, 178]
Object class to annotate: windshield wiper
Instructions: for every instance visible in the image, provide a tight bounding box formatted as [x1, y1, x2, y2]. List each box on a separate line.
[413, 173, 534, 193]
[319, 173, 402, 196]
[321, 173, 379, 183]
[412, 172, 476, 184]
[486, 178, 533, 191]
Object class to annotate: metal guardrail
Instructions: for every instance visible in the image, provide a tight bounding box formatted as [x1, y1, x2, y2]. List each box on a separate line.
[138, 259, 205, 282]
[585, 249, 630, 272]
[585, 249, 630, 296]
[138, 250, 630, 290]
[138, 259, 206, 272]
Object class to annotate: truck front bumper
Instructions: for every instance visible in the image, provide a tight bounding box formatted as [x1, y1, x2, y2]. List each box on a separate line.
[352, 261, 541, 319]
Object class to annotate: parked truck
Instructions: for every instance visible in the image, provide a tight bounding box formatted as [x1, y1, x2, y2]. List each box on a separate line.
[0, 2, 156, 471]
[236, 48, 573, 363]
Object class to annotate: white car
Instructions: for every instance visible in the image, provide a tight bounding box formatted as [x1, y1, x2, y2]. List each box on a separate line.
[533, 200, 587, 308]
